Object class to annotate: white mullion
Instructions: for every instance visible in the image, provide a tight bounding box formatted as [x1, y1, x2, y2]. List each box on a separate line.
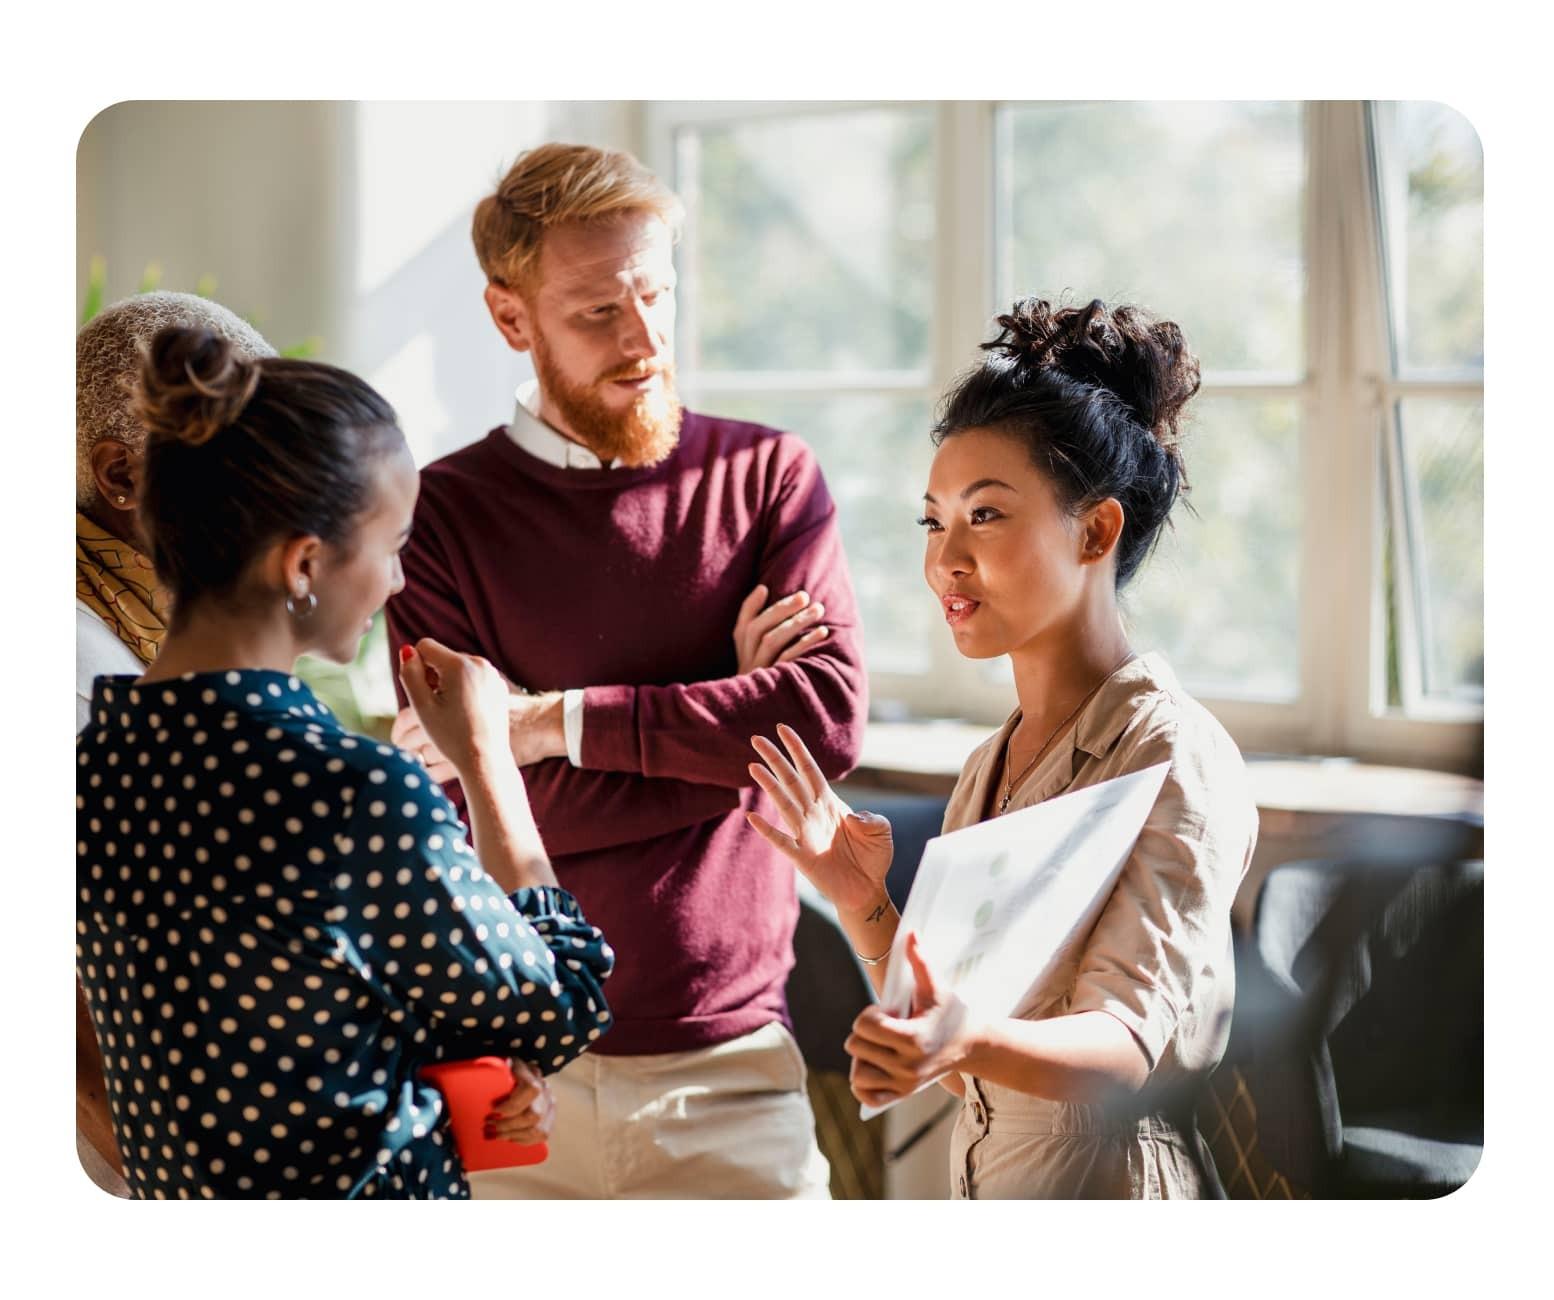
[1301, 101, 1350, 757]
[1381, 378, 1485, 399]
[935, 101, 996, 414]
[1301, 101, 1398, 758]
[1197, 376, 1309, 398]
[930, 101, 1000, 712]
[1339, 101, 1403, 740]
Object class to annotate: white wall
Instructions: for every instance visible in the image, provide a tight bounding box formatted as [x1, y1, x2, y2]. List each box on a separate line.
[77, 100, 643, 466]
[77, 101, 353, 360]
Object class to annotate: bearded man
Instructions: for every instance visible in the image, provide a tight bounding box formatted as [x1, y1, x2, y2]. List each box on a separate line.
[385, 143, 867, 1199]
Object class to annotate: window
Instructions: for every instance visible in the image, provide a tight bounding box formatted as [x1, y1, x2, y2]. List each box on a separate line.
[995, 101, 1306, 703]
[646, 101, 1483, 770]
[665, 106, 939, 677]
[1372, 102, 1484, 715]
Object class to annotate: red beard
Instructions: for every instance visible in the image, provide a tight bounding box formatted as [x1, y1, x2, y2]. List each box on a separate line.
[532, 335, 683, 468]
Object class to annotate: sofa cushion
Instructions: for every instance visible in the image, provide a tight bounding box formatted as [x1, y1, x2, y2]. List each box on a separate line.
[1340, 1116, 1483, 1198]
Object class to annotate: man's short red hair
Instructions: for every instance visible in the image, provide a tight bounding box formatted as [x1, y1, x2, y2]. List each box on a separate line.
[471, 142, 684, 294]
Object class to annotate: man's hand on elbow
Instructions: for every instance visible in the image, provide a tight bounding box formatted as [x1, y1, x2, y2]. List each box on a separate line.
[392, 580, 852, 785]
[734, 583, 830, 673]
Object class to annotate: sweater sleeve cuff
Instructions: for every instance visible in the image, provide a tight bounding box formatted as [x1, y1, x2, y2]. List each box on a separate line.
[578, 684, 641, 773]
[508, 884, 587, 922]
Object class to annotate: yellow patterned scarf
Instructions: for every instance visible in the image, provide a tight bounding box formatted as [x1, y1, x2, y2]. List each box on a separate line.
[76, 512, 169, 665]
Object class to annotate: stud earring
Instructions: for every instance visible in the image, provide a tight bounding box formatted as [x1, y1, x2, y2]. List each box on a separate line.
[115, 495, 127, 506]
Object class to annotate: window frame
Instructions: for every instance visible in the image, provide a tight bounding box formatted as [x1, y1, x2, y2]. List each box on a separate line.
[642, 99, 1483, 773]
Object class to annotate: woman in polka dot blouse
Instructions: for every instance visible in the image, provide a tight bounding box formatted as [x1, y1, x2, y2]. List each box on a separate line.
[75, 327, 615, 1199]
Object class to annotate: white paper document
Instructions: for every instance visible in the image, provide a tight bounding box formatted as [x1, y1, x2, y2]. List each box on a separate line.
[859, 761, 1170, 1120]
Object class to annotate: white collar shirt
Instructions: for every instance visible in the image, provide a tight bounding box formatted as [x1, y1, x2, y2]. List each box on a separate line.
[506, 380, 619, 471]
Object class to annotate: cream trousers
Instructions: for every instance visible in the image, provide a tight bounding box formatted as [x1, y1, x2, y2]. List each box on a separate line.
[469, 1021, 832, 1200]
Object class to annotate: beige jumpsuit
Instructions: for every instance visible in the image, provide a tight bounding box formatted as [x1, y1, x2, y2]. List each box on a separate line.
[940, 653, 1258, 1198]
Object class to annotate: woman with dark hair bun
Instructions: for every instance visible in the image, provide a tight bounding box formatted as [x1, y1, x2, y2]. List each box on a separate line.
[75, 327, 615, 1198]
[749, 298, 1258, 1198]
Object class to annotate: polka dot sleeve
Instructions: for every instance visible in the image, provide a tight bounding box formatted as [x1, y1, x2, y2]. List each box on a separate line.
[331, 764, 615, 1074]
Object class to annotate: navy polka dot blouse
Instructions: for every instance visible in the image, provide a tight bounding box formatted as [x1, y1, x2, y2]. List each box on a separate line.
[75, 669, 615, 1199]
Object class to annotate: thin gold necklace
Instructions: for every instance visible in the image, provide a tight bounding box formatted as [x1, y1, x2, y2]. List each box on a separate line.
[998, 651, 1135, 814]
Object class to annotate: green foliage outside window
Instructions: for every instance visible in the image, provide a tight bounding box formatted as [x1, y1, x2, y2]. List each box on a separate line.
[79, 254, 322, 358]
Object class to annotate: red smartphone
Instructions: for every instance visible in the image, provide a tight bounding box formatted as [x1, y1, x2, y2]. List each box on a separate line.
[418, 1057, 548, 1172]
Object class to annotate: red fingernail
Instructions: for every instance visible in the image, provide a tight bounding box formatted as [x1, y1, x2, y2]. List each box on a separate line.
[399, 644, 414, 663]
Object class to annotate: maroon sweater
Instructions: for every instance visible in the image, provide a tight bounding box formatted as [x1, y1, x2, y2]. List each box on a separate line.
[385, 412, 867, 1055]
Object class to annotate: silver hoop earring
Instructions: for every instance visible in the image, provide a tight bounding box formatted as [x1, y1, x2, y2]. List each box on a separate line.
[285, 590, 318, 618]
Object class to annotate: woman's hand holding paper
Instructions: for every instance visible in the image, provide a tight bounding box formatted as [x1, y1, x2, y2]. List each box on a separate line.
[846, 933, 974, 1108]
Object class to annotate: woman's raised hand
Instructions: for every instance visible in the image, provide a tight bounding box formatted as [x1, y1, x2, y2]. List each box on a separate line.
[746, 722, 894, 916]
[398, 638, 515, 779]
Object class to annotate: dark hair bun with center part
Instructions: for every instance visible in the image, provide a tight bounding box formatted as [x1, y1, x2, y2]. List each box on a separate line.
[133, 326, 262, 448]
[133, 326, 404, 622]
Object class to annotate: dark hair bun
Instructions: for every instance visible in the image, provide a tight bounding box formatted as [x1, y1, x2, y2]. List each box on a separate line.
[985, 298, 1201, 456]
[134, 326, 262, 447]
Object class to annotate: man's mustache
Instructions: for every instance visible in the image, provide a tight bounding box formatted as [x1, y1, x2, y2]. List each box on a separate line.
[598, 362, 672, 384]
